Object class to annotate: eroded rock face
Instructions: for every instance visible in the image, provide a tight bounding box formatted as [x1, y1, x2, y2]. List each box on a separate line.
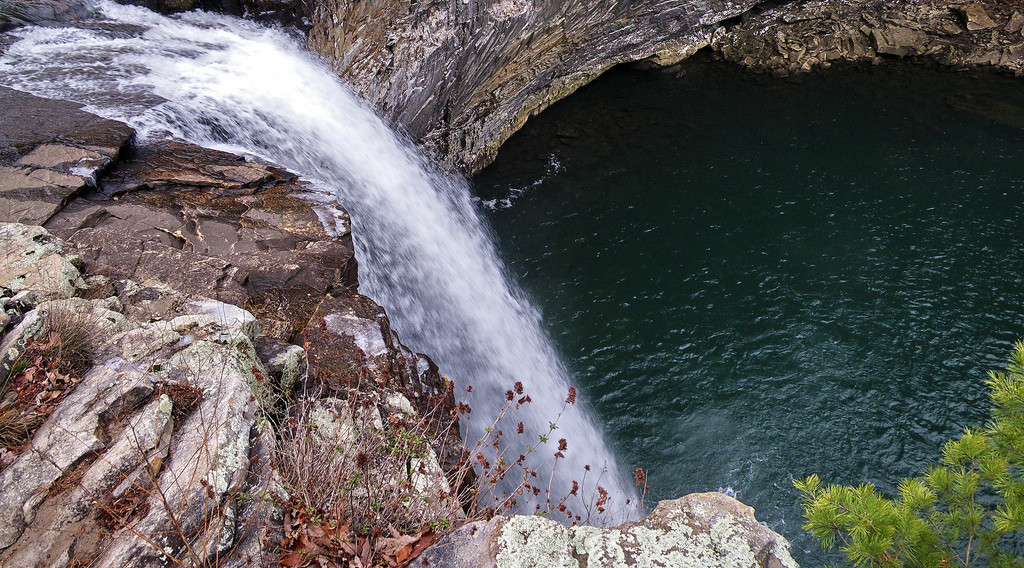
[299, 293, 465, 473]
[413, 492, 797, 568]
[307, 0, 761, 173]
[303, 0, 1024, 173]
[46, 138, 358, 342]
[712, 0, 1024, 77]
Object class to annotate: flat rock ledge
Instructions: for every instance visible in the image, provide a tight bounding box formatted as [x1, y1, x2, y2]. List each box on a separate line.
[413, 493, 797, 568]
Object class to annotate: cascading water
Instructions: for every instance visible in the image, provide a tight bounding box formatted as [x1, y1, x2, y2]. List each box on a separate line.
[0, 1, 638, 516]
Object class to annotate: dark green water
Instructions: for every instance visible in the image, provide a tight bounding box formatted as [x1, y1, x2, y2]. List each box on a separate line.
[473, 60, 1024, 565]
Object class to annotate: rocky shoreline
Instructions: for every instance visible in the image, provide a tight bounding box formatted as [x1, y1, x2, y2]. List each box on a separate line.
[711, 0, 1024, 77]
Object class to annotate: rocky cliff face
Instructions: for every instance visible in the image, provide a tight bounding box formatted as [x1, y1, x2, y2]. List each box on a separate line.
[306, 0, 1024, 174]
[712, 0, 1024, 77]
[307, 0, 761, 173]
[79, 0, 1024, 175]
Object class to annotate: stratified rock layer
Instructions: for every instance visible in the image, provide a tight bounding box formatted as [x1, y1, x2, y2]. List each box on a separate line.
[712, 0, 1024, 76]
[303, 0, 1024, 173]
[307, 0, 762, 173]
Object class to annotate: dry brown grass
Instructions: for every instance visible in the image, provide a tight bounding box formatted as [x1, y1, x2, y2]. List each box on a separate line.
[0, 407, 44, 450]
[0, 304, 102, 457]
[276, 393, 461, 567]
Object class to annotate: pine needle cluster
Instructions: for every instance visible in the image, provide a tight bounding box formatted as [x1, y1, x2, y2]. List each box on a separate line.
[796, 340, 1024, 568]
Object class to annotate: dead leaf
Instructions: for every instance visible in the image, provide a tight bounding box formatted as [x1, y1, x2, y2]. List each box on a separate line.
[409, 531, 437, 559]
[395, 543, 413, 565]
[360, 536, 372, 565]
[281, 550, 303, 567]
[381, 533, 418, 556]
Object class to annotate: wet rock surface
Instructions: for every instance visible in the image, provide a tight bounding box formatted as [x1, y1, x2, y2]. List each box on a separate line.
[0, 86, 133, 225]
[45, 138, 358, 342]
[0, 0, 93, 32]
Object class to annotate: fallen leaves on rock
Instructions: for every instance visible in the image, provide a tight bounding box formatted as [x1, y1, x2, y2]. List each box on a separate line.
[0, 333, 83, 457]
[94, 485, 152, 532]
[280, 505, 438, 568]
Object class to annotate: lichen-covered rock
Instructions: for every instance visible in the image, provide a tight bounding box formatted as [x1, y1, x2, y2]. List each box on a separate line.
[300, 293, 466, 476]
[0, 287, 286, 566]
[90, 332, 270, 568]
[0, 361, 156, 549]
[0, 223, 84, 303]
[255, 336, 307, 395]
[412, 493, 797, 568]
[0, 296, 128, 389]
[0, 394, 173, 567]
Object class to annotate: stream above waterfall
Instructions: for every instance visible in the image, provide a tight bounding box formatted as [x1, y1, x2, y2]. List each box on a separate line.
[474, 59, 1024, 565]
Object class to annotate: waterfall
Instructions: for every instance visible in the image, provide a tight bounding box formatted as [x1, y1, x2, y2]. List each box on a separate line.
[0, 1, 638, 518]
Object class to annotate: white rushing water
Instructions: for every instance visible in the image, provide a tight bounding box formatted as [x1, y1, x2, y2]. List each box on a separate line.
[0, 1, 638, 517]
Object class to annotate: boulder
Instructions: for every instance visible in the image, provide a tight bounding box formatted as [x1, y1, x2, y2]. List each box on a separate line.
[870, 26, 929, 57]
[956, 4, 997, 31]
[0, 223, 84, 304]
[1007, 11, 1024, 34]
[412, 492, 797, 568]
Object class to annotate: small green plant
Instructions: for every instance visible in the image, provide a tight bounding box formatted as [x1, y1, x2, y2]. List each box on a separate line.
[796, 340, 1024, 568]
